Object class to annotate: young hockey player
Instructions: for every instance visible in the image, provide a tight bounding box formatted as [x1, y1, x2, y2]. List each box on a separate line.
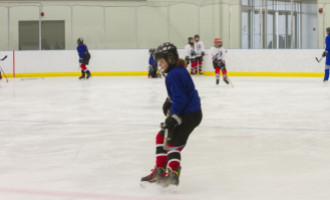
[141, 42, 202, 187]
[210, 38, 229, 85]
[323, 27, 330, 83]
[77, 37, 91, 79]
[148, 48, 158, 78]
[184, 37, 197, 75]
[194, 34, 205, 75]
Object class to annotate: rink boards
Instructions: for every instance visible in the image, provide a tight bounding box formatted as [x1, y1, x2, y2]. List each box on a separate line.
[0, 49, 325, 78]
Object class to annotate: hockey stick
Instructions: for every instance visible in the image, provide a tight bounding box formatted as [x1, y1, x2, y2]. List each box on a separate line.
[162, 126, 184, 151]
[0, 66, 9, 83]
[162, 108, 171, 151]
[0, 55, 8, 61]
[163, 127, 170, 150]
[228, 77, 234, 88]
[315, 56, 323, 63]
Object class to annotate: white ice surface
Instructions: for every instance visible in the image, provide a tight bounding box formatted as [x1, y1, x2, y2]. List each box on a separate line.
[0, 76, 330, 200]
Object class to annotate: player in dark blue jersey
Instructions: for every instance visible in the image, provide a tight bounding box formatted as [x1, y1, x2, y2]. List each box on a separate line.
[77, 37, 91, 79]
[141, 42, 202, 187]
[323, 27, 330, 82]
[148, 48, 158, 78]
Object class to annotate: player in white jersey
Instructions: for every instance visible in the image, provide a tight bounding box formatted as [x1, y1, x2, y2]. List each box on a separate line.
[194, 35, 205, 75]
[210, 38, 229, 85]
[184, 37, 197, 75]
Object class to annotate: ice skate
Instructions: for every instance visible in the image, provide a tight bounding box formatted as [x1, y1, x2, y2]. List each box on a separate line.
[79, 70, 85, 80]
[86, 70, 92, 79]
[140, 167, 166, 187]
[0, 73, 2, 80]
[223, 77, 229, 85]
[159, 167, 181, 188]
[216, 78, 219, 85]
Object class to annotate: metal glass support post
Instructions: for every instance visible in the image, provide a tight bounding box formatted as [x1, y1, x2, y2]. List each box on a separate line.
[39, 5, 42, 50]
[229, 5, 232, 48]
[260, 5, 263, 48]
[263, 0, 268, 48]
[103, 7, 106, 49]
[8, 7, 10, 50]
[276, 2, 279, 49]
[198, 6, 200, 35]
[290, 0, 294, 48]
[167, 6, 170, 42]
[71, 6, 74, 49]
[135, 5, 138, 48]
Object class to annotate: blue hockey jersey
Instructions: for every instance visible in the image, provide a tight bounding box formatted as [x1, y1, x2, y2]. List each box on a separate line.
[77, 44, 87, 59]
[165, 66, 201, 115]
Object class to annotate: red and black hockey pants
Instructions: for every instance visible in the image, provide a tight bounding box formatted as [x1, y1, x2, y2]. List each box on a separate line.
[213, 60, 228, 79]
[155, 109, 202, 172]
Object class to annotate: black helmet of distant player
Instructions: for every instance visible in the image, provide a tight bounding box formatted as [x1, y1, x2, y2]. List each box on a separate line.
[77, 37, 84, 45]
[149, 48, 155, 54]
[188, 37, 194, 45]
[327, 27, 330, 35]
[194, 34, 200, 42]
[154, 42, 179, 70]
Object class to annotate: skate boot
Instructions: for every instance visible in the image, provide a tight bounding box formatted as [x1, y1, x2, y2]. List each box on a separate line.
[141, 167, 166, 185]
[216, 78, 219, 85]
[223, 77, 229, 85]
[159, 166, 181, 187]
[0, 73, 2, 80]
[86, 70, 92, 79]
[79, 70, 85, 80]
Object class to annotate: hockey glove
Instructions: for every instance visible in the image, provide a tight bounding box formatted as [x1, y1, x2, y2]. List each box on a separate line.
[201, 52, 205, 57]
[191, 50, 197, 56]
[162, 98, 172, 116]
[219, 59, 226, 67]
[322, 50, 328, 57]
[212, 59, 218, 66]
[79, 58, 83, 63]
[161, 114, 182, 130]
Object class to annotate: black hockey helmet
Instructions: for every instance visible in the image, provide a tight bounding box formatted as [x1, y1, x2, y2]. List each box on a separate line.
[188, 37, 193, 42]
[154, 42, 179, 67]
[327, 27, 330, 35]
[194, 34, 200, 39]
[77, 37, 84, 45]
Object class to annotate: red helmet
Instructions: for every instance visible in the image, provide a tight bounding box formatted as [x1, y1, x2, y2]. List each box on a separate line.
[214, 38, 222, 43]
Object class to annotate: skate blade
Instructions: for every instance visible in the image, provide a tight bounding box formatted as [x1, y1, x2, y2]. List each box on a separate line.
[160, 184, 178, 193]
[140, 181, 160, 189]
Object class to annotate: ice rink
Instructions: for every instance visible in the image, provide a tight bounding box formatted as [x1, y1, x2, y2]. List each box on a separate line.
[0, 76, 330, 200]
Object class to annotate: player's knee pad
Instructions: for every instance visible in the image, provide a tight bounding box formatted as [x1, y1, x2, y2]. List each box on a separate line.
[156, 132, 164, 140]
[156, 131, 166, 154]
[80, 64, 87, 71]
